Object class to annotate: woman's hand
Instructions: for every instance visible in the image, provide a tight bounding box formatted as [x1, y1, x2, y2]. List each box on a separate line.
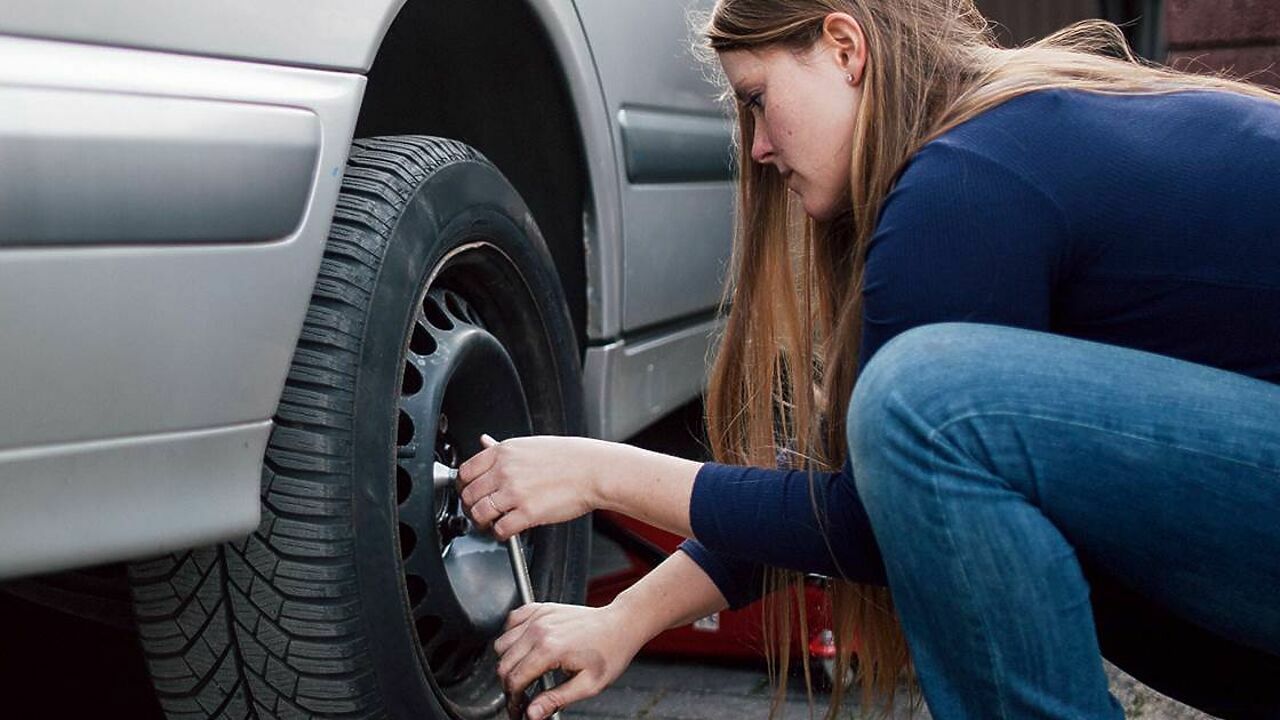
[495, 602, 646, 720]
[457, 434, 619, 541]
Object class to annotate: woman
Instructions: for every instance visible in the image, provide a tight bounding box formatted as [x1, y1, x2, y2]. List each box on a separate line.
[456, 1, 1280, 718]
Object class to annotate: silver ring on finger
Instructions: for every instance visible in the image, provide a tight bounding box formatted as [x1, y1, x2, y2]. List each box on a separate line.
[487, 494, 502, 516]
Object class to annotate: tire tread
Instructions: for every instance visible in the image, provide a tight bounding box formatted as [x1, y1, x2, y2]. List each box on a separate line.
[130, 137, 483, 719]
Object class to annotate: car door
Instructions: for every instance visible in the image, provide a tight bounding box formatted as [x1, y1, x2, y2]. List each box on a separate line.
[573, 0, 736, 334]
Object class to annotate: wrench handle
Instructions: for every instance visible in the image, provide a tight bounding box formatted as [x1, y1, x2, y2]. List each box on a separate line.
[507, 536, 563, 720]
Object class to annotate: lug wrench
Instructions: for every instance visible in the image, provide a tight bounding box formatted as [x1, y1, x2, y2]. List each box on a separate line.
[434, 462, 564, 720]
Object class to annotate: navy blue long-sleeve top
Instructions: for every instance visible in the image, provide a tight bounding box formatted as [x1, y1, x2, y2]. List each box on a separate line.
[678, 88, 1280, 609]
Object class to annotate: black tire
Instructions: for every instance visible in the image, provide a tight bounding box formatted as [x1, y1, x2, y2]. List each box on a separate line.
[128, 136, 590, 720]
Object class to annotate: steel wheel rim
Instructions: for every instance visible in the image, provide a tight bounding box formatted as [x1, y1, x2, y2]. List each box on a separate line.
[394, 242, 545, 718]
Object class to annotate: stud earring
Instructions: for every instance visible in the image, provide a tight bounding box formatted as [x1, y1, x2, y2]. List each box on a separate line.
[846, 72, 854, 84]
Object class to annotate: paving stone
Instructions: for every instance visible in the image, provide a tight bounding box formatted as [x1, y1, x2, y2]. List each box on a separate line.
[564, 656, 1222, 720]
[644, 690, 864, 720]
[563, 686, 664, 718]
[617, 658, 769, 695]
[1105, 660, 1216, 720]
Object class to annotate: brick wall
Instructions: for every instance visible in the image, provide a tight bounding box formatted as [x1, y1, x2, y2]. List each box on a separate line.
[976, 0, 1099, 47]
[1165, 0, 1280, 88]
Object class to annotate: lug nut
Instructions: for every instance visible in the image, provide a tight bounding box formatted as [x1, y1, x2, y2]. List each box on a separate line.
[447, 516, 470, 537]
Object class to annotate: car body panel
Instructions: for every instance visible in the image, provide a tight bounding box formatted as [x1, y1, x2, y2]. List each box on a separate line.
[0, 0, 404, 72]
[583, 317, 723, 443]
[0, 35, 364, 579]
[0, 87, 319, 246]
[0, 422, 270, 580]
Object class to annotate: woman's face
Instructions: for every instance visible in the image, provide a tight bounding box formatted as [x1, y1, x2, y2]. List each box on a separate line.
[718, 15, 867, 221]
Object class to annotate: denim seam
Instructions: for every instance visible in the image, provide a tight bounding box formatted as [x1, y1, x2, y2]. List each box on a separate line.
[910, 396, 1014, 720]
[928, 409, 1280, 477]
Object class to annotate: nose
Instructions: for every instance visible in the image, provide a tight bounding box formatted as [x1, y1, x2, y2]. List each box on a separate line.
[751, 127, 774, 165]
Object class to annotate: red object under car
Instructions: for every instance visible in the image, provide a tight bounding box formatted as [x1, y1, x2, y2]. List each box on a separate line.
[586, 510, 853, 664]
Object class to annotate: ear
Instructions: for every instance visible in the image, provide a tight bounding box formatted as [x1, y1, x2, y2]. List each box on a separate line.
[821, 12, 868, 85]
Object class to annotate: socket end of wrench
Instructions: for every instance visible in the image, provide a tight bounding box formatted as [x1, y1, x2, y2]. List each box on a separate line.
[432, 462, 458, 490]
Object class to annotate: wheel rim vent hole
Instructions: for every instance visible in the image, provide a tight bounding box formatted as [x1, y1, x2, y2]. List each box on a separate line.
[402, 361, 423, 395]
[411, 323, 437, 356]
[398, 522, 417, 558]
[416, 614, 442, 645]
[424, 299, 454, 331]
[396, 466, 412, 505]
[397, 410, 414, 446]
[406, 574, 427, 606]
[430, 635, 461, 672]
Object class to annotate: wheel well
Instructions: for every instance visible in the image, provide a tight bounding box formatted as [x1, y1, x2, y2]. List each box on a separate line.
[355, 0, 590, 357]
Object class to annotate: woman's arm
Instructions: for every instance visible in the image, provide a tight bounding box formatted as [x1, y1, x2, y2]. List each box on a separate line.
[494, 549, 728, 720]
[687, 460, 888, 586]
[613, 547, 730, 634]
[457, 435, 701, 540]
[591, 445, 702, 538]
[457, 436, 887, 586]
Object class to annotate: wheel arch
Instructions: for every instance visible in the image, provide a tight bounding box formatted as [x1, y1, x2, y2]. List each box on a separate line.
[355, 0, 625, 357]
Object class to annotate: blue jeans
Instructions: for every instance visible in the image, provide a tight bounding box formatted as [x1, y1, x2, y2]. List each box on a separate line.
[846, 323, 1280, 719]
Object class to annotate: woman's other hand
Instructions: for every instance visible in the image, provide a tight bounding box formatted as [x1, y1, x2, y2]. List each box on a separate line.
[495, 602, 645, 720]
[457, 434, 614, 541]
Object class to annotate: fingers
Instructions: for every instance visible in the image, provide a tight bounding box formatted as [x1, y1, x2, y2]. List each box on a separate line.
[458, 433, 501, 487]
[496, 630, 539, 692]
[527, 671, 600, 720]
[456, 432, 540, 540]
[503, 603, 540, 634]
[494, 603, 608, 720]
[495, 606, 538, 658]
[459, 472, 499, 512]
[504, 637, 563, 700]
[495, 604, 550, 691]
[493, 510, 531, 542]
[462, 487, 507, 531]
[461, 491, 531, 538]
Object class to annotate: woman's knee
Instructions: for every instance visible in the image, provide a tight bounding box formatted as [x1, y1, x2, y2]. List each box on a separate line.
[845, 323, 1022, 501]
[847, 323, 984, 443]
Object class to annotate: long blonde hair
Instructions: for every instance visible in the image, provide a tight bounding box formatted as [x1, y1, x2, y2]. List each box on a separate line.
[695, 1, 1279, 717]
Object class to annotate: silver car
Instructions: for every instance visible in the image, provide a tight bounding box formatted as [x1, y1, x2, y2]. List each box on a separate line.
[0, 2, 733, 718]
